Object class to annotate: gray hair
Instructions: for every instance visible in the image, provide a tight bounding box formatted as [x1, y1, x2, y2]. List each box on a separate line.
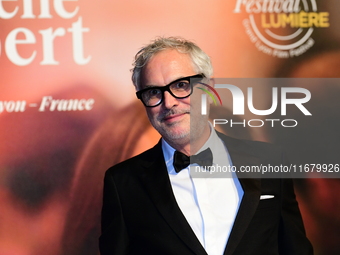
[131, 37, 213, 90]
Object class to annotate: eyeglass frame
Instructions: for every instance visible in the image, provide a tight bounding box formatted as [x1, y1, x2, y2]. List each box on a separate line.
[136, 74, 205, 107]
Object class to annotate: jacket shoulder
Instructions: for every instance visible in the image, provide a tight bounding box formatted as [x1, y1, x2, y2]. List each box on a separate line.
[218, 131, 281, 150]
[217, 131, 286, 161]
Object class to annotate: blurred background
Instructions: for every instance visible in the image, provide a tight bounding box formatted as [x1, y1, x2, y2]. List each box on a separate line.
[1, 1, 339, 254]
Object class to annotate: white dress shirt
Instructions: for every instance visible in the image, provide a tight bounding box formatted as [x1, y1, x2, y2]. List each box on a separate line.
[162, 123, 244, 255]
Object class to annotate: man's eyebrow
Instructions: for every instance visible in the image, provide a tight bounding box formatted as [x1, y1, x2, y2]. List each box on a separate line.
[143, 85, 162, 88]
[143, 76, 188, 88]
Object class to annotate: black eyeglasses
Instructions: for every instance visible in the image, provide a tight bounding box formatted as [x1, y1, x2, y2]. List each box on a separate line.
[136, 74, 205, 107]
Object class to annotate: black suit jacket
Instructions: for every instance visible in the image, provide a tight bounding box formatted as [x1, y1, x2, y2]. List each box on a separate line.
[99, 133, 313, 255]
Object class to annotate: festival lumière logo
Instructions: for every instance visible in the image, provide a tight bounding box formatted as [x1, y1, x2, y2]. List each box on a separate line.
[234, 0, 330, 58]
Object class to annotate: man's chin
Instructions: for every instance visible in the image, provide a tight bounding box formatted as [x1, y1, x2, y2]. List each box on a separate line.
[159, 128, 190, 142]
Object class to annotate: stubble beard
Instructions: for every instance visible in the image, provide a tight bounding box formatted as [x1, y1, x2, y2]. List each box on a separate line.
[149, 108, 190, 143]
[148, 107, 208, 146]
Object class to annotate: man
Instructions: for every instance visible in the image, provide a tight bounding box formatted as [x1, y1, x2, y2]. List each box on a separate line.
[99, 37, 313, 255]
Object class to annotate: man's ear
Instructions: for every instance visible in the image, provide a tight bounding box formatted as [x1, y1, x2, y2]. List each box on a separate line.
[207, 77, 215, 104]
[209, 77, 215, 87]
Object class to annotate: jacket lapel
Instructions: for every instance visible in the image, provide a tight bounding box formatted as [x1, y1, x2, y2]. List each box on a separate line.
[217, 133, 262, 255]
[137, 141, 208, 255]
[137, 134, 262, 255]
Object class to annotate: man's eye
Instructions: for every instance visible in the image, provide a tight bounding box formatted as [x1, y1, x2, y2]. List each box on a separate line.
[148, 89, 161, 96]
[175, 81, 190, 89]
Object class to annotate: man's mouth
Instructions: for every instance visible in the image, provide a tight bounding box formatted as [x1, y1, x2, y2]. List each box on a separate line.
[160, 110, 189, 123]
[163, 113, 185, 121]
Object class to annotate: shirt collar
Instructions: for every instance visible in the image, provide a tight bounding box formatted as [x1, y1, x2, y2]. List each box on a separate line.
[162, 122, 222, 174]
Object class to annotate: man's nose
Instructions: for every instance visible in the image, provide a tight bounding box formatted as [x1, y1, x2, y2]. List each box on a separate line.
[163, 91, 179, 109]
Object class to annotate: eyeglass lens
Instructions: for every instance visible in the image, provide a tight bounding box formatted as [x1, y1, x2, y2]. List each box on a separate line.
[142, 79, 192, 106]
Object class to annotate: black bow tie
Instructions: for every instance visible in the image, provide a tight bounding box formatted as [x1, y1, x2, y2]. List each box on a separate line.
[173, 148, 213, 173]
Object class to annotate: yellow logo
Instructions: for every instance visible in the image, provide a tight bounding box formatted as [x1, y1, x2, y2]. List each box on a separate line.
[234, 0, 330, 58]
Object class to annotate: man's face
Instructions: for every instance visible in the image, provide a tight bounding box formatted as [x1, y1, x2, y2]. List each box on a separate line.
[140, 49, 209, 149]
